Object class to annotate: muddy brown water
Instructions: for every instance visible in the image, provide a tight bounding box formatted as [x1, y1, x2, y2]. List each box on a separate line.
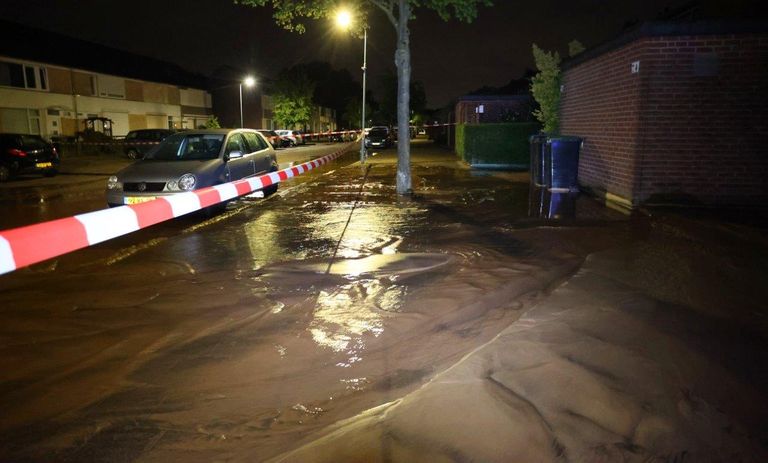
[0, 146, 632, 461]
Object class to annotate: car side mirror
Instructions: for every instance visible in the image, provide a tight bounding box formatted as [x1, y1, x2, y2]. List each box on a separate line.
[226, 150, 243, 161]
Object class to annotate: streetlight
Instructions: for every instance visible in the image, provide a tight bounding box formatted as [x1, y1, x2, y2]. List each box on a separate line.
[335, 10, 367, 163]
[240, 76, 256, 128]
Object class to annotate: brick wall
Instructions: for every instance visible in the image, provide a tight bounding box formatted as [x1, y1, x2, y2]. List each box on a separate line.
[561, 26, 768, 207]
[560, 41, 645, 203]
[636, 34, 768, 205]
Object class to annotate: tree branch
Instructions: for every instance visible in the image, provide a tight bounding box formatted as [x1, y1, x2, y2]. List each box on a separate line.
[369, 0, 397, 28]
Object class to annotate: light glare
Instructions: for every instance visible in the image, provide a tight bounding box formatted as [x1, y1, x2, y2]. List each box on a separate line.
[335, 10, 352, 29]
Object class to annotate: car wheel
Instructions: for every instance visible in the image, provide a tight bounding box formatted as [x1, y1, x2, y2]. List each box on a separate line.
[127, 149, 141, 160]
[0, 165, 11, 182]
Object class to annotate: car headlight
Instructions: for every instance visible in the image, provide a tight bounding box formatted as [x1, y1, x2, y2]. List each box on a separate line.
[107, 175, 122, 190]
[178, 173, 196, 191]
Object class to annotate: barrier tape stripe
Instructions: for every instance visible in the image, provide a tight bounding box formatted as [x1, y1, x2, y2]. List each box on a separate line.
[0, 145, 351, 276]
[57, 123, 459, 146]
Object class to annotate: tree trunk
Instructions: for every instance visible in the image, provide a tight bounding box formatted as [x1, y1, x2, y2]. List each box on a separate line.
[394, 0, 412, 194]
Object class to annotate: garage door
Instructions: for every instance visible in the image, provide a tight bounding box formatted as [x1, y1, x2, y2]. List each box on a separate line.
[103, 112, 130, 137]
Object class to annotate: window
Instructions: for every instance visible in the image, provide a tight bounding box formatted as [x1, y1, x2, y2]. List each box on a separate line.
[97, 75, 125, 98]
[243, 132, 267, 152]
[0, 61, 24, 87]
[0, 61, 47, 90]
[226, 134, 247, 154]
[21, 135, 47, 150]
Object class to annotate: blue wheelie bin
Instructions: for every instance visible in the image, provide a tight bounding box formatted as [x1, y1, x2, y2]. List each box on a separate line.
[546, 137, 582, 192]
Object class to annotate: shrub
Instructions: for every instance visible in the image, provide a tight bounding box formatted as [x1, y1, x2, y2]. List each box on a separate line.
[456, 122, 540, 168]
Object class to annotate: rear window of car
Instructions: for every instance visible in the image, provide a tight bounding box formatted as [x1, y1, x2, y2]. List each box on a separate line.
[20, 135, 48, 149]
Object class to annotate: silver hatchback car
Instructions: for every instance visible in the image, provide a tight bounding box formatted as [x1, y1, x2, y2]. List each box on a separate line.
[107, 129, 277, 207]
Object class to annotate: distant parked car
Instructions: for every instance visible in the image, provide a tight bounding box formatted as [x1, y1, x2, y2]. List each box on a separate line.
[123, 129, 176, 159]
[364, 126, 393, 149]
[257, 130, 289, 148]
[275, 130, 305, 146]
[0, 133, 60, 182]
[106, 129, 278, 207]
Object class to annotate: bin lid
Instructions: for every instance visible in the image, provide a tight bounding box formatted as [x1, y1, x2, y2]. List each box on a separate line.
[546, 136, 582, 143]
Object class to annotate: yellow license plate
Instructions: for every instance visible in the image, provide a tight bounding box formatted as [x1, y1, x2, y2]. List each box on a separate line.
[125, 196, 156, 205]
[36, 162, 52, 168]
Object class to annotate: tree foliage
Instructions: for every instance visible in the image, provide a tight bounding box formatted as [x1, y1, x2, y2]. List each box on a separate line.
[280, 62, 361, 126]
[568, 39, 585, 57]
[343, 97, 372, 129]
[530, 44, 561, 135]
[235, 0, 490, 32]
[272, 68, 315, 128]
[377, 72, 426, 124]
[205, 115, 221, 129]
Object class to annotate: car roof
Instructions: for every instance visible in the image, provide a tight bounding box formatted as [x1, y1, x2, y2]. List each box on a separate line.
[168, 129, 254, 136]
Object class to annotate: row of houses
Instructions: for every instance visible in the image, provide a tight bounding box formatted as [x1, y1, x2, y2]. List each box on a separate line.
[0, 20, 336, 140]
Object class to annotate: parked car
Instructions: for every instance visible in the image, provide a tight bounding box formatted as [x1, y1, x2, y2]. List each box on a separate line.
[275, 130, 305, 146]
[257, 130, 289, 148]
[106, 129, 278, 207]
[0, 133, 60, 182]
[123, 129, 176, 159]
[364, 126, 393, 149]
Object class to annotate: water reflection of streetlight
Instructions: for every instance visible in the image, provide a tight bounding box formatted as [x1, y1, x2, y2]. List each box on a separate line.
[240, 76, 256, 128]
[335, 9, 367, 163]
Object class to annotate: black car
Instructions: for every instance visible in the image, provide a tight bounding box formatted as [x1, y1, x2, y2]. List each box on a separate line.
[0, 133, 60, 182]
[364, 126, 393, 149]
[124, 129, 175, 159]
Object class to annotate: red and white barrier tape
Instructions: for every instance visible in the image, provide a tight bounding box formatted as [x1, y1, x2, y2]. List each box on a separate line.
[56, 124, 457, 146]
[0, 145, 352, 275]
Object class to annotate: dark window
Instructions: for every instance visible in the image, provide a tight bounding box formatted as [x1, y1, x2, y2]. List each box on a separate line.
[243, 132, 267, 151]
[21, 135, 47, 150]
[369, 128, 388, 137]
[0, 61, 25, 88]
[148, 133, 224, 160]
[38, 68, 47, 90]
[24, 66, 36, 88]
[226, 133, 247, 154]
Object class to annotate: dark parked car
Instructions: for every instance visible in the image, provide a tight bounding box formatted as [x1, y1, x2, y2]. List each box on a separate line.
[123, 129, 176, 159]
[364, 126, 393, 149]
[257, 129, 289, 148]
[107, 129, 278, 207]
[0, 133, 60, 182]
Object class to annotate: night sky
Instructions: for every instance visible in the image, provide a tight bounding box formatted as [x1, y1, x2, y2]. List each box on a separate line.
[0, 0, 760, 107]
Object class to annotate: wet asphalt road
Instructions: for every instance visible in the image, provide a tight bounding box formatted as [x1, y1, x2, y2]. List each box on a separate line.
[0, 140, 631, 461]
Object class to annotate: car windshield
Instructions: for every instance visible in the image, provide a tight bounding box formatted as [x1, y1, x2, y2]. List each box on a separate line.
[369, 128, 388, 137]
[146, 133, 224, 161]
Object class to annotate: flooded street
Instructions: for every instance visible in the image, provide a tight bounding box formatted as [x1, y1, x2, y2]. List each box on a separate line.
[2, 141, 767, 461]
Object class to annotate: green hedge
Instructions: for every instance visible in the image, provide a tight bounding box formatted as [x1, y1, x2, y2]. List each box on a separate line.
[456, 122, 540, 169]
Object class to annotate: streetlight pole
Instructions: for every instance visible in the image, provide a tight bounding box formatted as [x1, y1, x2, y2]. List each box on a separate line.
[334, 10, 368, 164]
[360, 28, 367, 163]
[240, 76, 256, 129]
[239, 83, 244, 128]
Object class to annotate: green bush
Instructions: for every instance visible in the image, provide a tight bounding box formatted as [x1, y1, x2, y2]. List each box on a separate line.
[456, 123, 540, 169]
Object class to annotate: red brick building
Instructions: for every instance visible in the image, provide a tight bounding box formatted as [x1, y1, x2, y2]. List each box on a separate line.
[560, 21, 768, 208]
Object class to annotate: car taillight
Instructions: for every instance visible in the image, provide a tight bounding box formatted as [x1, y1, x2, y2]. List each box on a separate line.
[7, 148, 27, 157]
